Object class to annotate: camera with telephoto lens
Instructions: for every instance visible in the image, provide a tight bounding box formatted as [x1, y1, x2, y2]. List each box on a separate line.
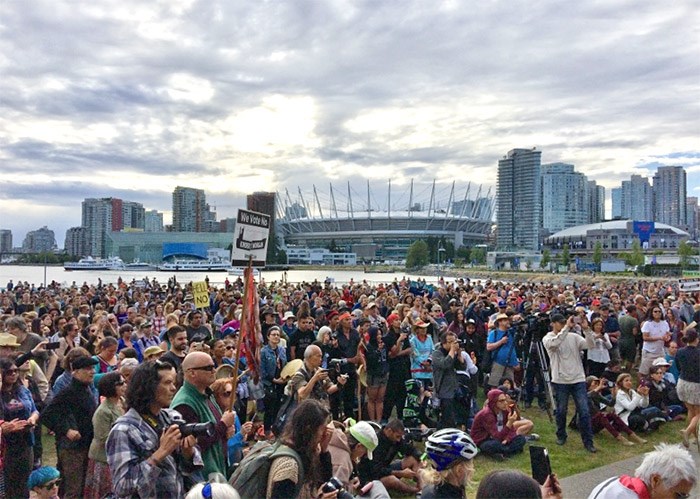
[327, 358, 345, 372]
[322, 477, 345, 494]
[178, 421, 215, 438]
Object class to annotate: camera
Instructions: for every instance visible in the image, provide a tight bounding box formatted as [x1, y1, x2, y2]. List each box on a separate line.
[178, 422, 215, 438]
[327, 358, 345, 372]
[322, 477, 345, 494]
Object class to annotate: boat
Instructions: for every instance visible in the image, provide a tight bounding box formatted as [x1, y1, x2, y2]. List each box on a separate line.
[125, 259, 155, 271]
[157, 258, 232, 272]
[64, 256, 126, 271]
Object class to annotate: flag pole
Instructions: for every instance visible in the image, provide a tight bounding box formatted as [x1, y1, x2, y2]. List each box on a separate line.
[230, 255, 254, 412]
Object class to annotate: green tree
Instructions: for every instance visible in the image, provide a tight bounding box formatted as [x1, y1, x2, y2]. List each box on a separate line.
[593, 242, 603, 269]
[630, 240, 645, 267]
[540, 249, 551, 269]
[327, 238, 341, 253]
[406, 240, 429, 268]
[471, 247, 487, 265]
[561, 244, 571, 266]
[456, 247, 470, 261]
[425, 236, 438, 263]
[678, 240, 695, 269]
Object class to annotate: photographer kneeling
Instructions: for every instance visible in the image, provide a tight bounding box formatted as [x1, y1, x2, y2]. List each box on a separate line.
[357, 419, 423, 495]
[106, 360, 203, 498]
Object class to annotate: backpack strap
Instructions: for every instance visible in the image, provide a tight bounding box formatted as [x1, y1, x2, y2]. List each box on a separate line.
[270, 444, 305, 493]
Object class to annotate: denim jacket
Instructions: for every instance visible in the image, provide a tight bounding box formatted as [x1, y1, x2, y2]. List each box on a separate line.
[260, 344, 287, 386]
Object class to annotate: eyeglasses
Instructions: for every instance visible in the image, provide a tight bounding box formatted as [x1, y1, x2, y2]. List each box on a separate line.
[189, 365, 216, 372]
[653, 310, 662, 313]
[4, 368, 18, 374]
[225, 346, 234, 350]
[42, 479, 61, 489]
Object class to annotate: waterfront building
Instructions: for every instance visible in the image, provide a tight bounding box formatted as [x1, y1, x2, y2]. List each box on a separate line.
[653, 166, 687, 229]
[172, 186, 217, 232]
[544, 220, 688, 256]
[145, 210, 164, 232]
[82, 197, 144, 258]
[105, 231, 233, 263]
[65, 227, 89, 257]
[219, 218, 236, 233]
[686, 197, 699, 240]
[497, 148, 542, 251]
[0, 230, 12, 253]
[22, 226, 56, 252]
[587, 181, 605, 223]
[278, 180, 492, 261]
[611, 187, 623, 219]
[286, 247, 357, 265]
[541, 163, 588, 234]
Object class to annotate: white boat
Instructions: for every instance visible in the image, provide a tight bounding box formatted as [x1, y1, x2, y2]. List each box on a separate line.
[65, 256, 126, 271]
[125, 259, 155, 270]
[157, 259, 232, 272]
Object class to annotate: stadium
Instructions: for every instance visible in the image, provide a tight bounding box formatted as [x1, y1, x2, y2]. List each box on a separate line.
[276, 180, 494, 261]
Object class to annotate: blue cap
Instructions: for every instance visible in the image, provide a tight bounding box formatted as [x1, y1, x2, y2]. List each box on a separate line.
[28, 466, 60, 490]
[498, 300, 507, 308]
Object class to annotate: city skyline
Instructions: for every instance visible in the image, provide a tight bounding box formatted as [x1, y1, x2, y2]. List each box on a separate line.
[1, 1, 698, 243]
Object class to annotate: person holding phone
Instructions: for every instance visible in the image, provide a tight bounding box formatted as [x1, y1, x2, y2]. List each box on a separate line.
[470, 389, 527, 460]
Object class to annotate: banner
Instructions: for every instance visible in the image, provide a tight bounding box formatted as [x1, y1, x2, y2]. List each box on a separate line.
[192, 281, 209, 309]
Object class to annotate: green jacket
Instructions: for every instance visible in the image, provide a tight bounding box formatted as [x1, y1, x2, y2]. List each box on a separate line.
[171, 381, 226, 477]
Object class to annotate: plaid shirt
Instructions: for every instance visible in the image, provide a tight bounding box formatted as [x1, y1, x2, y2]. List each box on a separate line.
[106, 408, 203, 498]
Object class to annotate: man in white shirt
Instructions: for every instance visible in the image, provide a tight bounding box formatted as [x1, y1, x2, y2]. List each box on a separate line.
[543, 314, 597, 453]
[639, 307, 671, 376]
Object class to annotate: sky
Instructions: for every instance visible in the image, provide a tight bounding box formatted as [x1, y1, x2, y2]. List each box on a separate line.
[1, 0, 699, 247]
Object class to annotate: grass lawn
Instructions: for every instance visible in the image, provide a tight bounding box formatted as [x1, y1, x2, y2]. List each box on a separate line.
[38, 401, 688, 498]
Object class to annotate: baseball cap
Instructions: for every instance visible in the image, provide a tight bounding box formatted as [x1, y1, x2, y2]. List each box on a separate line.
[652, 358, 671, 367]
[414, 319, 429, 328]
[386, 313, 400, 324]
[348, 421, 378, 459]
[498, 300, 507, 308]
[550, 313, 566, 324]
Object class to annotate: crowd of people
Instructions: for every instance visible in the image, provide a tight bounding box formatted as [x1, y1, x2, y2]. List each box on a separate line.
[0, 273, 698, 498]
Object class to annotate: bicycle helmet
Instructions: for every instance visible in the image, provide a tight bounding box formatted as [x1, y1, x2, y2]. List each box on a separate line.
[425, 428, 478, 471]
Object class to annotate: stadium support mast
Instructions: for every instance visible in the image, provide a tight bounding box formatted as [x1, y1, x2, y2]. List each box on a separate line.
[388, 179, 391, 220]
[298, 187, 313, 221]
[348, 182, 356, 230]
[458, 182, 471, 218]
[443, 181, 455, 229]
[408, 179, 414, 218]
[313, 185, 324, 219]
[330, 183, 338, 219]
[427, 179, 436, 230]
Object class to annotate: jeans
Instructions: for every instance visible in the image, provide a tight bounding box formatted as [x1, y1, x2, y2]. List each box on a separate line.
[438, 397, 456, 429]
[479, 435, 527, 457]
[552, 381, 593, 446]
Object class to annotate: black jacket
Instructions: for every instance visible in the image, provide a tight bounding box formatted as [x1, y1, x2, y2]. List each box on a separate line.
[41, 378, 97, 449]
[357, 429, 421, 481]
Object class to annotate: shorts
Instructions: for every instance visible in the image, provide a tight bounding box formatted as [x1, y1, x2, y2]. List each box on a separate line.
[639, 350, 662, 375]
[488, 363, 514, 387]
[677, 379, 700, 406]
[368, 372, 389, 388]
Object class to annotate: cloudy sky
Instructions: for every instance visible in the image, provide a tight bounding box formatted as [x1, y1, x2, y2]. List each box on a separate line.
[1, 0, 698, 247]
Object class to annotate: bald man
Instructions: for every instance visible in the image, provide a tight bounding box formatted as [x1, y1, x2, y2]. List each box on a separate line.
[171, 352, 235, 477]
[286, 344, 347, 411]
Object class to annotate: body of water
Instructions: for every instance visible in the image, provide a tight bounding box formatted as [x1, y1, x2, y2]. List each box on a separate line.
[0, 265, 451, 289]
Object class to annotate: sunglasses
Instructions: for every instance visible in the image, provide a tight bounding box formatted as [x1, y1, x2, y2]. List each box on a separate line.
[225, 346, 234, 350]
[42, 479, 61, 489]
[189, 365, 216, 372]
[4, 368, 18, 374]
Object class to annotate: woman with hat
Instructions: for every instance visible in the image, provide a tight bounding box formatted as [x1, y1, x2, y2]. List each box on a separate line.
[410, 319, 434, 390]
[28, 466, 61, 499]
[0, 356, 40, 498]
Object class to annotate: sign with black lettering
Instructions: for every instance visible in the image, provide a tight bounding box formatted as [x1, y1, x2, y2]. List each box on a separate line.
[232, 209, 270, 267]
[678, 279, 700, 292]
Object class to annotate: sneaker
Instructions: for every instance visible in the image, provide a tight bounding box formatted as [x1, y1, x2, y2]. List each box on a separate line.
[585, 444, 597, 453]
[526, 433, 540, 441]
[556, 437, 567, 446]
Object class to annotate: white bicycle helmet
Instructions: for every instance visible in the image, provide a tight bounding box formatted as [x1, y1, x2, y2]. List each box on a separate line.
[425, 428, 478, 471]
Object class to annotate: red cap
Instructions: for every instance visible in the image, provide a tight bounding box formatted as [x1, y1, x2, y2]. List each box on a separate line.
[592, 299, 601, 306]
[338, 312, 352, 321]
[387, 313, 400, 324]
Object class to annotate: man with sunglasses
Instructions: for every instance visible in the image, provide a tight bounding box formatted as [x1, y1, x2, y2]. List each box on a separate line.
[171, 351, 236, 477]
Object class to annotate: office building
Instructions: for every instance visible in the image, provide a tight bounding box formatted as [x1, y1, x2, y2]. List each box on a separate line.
[620, 175, 654, 221]
[541, 163, 588, 233]
[65, 227, 89, 257]
[145, 210, 164, 232]
[611, 188, 622, 219]
[497, 148, 542, 251]
[172, 186, 217, 232]
[82, 197, 145, 257]
[0, 230, 12, 253]
[122, 201, 145, 230]
[653, 166, 686, 229]
[219, 218, 236, 232]
[22, 226, 56, 252]
[587, 181, 605, 223]
[686, 197, 699, 240]
[247, 192, 277, 221]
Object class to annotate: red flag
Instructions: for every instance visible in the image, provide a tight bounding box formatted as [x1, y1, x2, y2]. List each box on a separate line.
[240, 266, 262, 383]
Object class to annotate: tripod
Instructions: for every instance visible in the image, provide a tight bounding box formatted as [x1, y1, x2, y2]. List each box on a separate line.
[518, 339, 555, 422]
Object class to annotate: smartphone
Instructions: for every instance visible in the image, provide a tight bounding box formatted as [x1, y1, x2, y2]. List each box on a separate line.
[45, 342, 61, 350]
[574, 316, 581, 325]
[529, 446, 552, 485]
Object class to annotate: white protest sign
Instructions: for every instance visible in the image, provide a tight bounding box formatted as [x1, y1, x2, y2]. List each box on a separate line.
[232, 209, 270, 267]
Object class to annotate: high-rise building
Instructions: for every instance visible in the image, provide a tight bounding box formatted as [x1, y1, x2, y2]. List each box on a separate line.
[145, 210, 164, 232]
[219, 218, 236, 232]
[0, 230, 12, 253]
[620, 175, 654, 221]
[587, 181, 605, 223]
[82, 197, 145, 257]
[497, 148, 542, 251]
[172, 186, 217, 232]
[285, 202, 307, 220]
[653, 166, 687, 229]
[541, 163, 588, 233]
[686, 197, 699, 240]
[122, 201, 146, 230]
[247, 192, 277, 220]
[65, 227, 89, 257]
[611, 187, 622, 219]
[22, 226, 56, 252]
